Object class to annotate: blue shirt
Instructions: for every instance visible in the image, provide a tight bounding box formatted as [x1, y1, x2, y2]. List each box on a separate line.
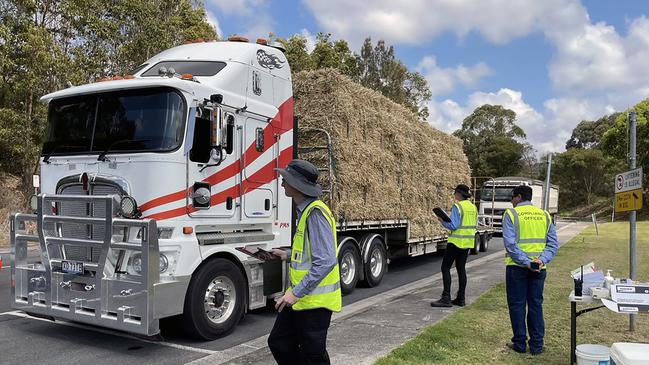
[291, 197, 338, 298]
[502, 201, 559, 267]
[440, 203, 462, 231]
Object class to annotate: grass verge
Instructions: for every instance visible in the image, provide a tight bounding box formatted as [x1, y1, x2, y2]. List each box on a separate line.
[376, 222, 649, 364]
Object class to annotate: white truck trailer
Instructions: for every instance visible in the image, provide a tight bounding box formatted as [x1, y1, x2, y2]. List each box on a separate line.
[9, 37, 493, 340]
[478, 176, 559, 232]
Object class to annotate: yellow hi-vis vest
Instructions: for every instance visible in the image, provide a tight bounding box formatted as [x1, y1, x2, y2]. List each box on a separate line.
[504, 204, 551, 267]
[289, 200, 342, 312]
[447, 200, 478, 249]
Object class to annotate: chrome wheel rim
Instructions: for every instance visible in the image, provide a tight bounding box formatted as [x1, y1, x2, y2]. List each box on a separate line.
[340, 251, 356, 285]
[204, 276, 236, 324]
[370, 247, 383, 278]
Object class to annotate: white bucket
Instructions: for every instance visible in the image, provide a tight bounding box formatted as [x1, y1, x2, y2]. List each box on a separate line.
[576, 344, 611, 365]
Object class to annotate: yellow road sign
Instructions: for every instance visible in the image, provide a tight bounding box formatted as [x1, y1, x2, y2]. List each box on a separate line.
[615, 188, 643, 213]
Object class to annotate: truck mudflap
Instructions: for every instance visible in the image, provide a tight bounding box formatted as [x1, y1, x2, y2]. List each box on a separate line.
[10, 194, 179, 336]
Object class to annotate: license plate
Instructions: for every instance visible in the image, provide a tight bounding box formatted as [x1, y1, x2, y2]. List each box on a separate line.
[61, 260, 84, 275]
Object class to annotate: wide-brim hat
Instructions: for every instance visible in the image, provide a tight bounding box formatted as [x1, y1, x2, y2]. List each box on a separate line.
[274, 159, 323, 197]
[454, 184, 471, 198]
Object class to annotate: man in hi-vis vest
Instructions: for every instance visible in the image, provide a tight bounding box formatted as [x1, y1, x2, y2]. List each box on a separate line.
[269, 159, 341, 365]
[431, 184, 477, 308]
[504, 185, 559, 356]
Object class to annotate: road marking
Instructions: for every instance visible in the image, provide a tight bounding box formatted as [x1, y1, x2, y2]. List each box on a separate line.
[0, 311, 217, 355]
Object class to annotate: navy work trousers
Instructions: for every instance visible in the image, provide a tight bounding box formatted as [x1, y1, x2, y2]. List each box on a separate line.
[506, 265, 547, 354]
[268, 307, 332, 365]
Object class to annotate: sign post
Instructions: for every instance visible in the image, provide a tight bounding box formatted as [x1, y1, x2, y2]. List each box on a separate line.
[614, 111, 642, 331]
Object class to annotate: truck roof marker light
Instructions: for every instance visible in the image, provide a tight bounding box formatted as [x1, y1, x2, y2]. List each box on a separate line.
[228, 35, 249, 43]
[124, 75, 135, 79]
[181, 73, 194, 80]
[195, 38, 205, 43]
[184, 40, 193, 44]
[112, 75, 123, 80]
[99, 77, 111, 82]
[183, 227, 193, 235]
[256, 38, 268, 45]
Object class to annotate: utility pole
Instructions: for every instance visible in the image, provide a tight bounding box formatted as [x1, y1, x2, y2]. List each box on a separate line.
[543, 153, 553, 211]
[629, 111, 637, 331]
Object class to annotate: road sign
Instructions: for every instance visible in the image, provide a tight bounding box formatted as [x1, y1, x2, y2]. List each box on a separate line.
[615, 168, 642, 193]
[615, 188, 643, 213]
[615, 168, 643, 213]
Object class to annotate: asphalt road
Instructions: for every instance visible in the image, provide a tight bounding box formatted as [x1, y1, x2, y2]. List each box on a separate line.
[0, 233, 511, 365]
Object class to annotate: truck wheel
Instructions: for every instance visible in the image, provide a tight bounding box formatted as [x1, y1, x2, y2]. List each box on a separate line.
[479, 234, 489, 252]
[182, 258, 246, 340]
[361, 234, 387, 287]
[338, 237, 361, 295]
[470, 234, 480, 255]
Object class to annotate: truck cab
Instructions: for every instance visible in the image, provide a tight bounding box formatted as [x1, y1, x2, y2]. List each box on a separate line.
[11, 38, 294, 339]
[478, 177, 559, 232]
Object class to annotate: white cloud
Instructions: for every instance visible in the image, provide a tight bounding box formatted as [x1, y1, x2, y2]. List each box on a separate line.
[205, 11, 223, 38]
[429, 89, 591, 153]
[416, 56, 491, 97]
[303, 0, 581, 46]
[300, 29, 317, 53]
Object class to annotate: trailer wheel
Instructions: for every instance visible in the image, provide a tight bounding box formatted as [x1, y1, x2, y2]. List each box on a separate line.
[470, 234, 480, 255]
[182, 258, 246, 340]
[338, 237, 361, 295]
[361, 234, 387, 287]
[479, 234, 489, 252]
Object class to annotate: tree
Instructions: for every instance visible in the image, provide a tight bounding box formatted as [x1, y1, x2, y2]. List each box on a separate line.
[279, 35, 314, 73]
[310, 33, 359, 79]
[453, 104, 528, 177]
[0, 0, 216, 184]
[357, 37, 431, 119]
[553, 148, 621, 207]
[601, 98, 649, 186]
[566, 113, 619, 150]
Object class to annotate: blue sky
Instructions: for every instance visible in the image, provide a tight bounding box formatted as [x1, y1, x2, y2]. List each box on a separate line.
[204, 0, 649, 153]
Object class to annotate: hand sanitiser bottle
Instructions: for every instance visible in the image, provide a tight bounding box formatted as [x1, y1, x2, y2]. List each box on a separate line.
[604, 270, 614, 289]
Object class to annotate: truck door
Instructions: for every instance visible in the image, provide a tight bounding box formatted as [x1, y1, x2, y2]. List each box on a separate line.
[242, 116, 274, 218]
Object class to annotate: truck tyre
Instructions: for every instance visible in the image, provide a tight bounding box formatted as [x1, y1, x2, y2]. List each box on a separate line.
[361, 234, 387, 287]
[182, 258, 246, 340]
[338, 237, 361, 295]
[479, 234, 489, 252]
[470, 234, 480, 255]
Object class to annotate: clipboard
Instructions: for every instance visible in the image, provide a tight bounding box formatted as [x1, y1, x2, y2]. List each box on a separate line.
[433, 207, 452, 222]
[235, 246, 280, 261]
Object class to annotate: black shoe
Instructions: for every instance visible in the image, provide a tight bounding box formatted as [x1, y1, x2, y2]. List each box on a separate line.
[530, 349, 543, 356]
[451, 298, 465, 307]
[506, 342, 526, 354]
[430, 298, 452, 307]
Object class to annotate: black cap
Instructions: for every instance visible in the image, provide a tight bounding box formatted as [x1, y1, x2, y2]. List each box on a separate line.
[454, 184, 471, 198]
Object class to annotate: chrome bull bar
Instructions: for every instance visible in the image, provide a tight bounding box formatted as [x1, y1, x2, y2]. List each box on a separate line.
[10, 194, 162, 336]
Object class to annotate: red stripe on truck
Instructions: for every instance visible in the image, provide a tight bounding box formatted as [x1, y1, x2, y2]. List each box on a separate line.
[139, 97, 294, 213]
[145, 146, 293, 220]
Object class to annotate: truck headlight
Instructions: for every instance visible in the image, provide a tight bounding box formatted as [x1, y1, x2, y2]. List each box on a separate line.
[120, 196, 138, 218]
[159, 253, 169, 273]
[130, 254, 142, 274]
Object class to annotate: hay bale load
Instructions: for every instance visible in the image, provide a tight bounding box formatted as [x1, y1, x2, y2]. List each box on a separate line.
[293, 69, 471, 238]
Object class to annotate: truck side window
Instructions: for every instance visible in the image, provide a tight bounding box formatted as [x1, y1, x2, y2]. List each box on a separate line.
[190, 117, 211, 163]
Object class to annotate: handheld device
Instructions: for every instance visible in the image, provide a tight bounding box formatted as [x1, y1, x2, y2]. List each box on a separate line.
[530, 261, 541, 270]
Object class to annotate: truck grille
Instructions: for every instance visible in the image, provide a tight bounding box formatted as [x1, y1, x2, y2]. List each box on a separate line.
[57, 184, 121, 262]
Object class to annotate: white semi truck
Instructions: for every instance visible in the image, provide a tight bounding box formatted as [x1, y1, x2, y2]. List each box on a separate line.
[478, 177, 559, 232]
[10, 37, 493, 340]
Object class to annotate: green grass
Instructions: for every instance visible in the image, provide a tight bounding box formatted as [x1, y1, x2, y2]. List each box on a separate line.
[376, 222, 649, 365]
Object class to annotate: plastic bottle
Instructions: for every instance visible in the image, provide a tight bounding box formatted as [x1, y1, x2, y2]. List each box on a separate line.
[604, 270, 614, 289]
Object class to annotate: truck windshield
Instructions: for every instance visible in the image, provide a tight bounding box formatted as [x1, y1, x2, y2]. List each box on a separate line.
[43, 87, 185, 156]
[480, 187, 514, 202]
